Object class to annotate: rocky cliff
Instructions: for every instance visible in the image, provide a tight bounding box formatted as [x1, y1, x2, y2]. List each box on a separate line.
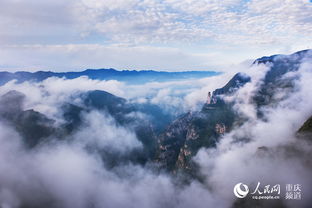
[155, 49, 312, 174]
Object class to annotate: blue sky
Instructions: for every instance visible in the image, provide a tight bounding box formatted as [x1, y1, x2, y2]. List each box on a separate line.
[0, 0, 311, 72]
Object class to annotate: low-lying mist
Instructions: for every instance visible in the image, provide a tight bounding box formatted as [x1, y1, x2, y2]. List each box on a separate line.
[0, 53, 312, 208]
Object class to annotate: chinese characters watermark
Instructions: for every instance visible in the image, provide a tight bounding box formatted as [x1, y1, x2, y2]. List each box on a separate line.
[285, 184, 302, 200]
[233, 182, 302, 200]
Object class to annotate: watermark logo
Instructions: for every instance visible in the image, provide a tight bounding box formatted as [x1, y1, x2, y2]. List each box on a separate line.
[233, 182, 302, 200]
[285, 184, 302, 200]
[233, 183, 249, 198]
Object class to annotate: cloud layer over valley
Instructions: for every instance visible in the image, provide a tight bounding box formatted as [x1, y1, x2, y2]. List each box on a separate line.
[0, 50, 312, 208]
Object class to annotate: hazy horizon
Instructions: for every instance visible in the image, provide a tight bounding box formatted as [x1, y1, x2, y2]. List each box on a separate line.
[1, 49, 308, 73]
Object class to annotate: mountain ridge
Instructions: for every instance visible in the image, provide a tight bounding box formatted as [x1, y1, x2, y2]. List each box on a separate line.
[155, 49, 312, 174]
[0, 68, 220, 85]
[0, 49, 311, 174]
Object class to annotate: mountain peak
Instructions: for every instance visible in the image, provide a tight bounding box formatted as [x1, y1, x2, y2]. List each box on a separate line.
[253, 49, 311, 65]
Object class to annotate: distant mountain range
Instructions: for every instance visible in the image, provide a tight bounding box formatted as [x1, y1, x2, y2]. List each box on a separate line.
[0, 68, 220, 85]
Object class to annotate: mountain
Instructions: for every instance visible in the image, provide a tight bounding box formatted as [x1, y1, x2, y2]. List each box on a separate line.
[213, 72, 251, 95]
[298, 116, 312, 141]
[0, 68, 220, 85]
[0, 88, 176, 167]
[253, 49, 311, 109]
[0, 90, 57, 147]
[0, 49, 311, 175]
[155, 49, 312, 174]
[298, 116, 312, 134]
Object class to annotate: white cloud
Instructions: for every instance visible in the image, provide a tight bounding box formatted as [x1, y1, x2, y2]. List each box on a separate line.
[0, 50, 312, 207]
[0, 71, 231, 120]
[74, 0, 312, 46]
[73, 111, 142, 152]
[0, 0, 311, 71]
[194, 54, 312, 207]
[0, 118, 224, 208]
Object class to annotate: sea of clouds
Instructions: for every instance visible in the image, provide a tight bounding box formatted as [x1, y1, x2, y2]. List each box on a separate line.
[0, 56, 312, 208]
